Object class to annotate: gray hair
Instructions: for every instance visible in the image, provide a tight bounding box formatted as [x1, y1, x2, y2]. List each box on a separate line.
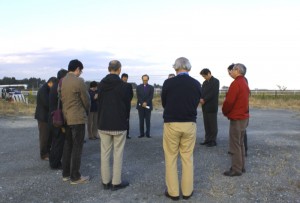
[233, 63, 247, 76]
[108, 60, 122, 72]
[173, 57, 191, 71]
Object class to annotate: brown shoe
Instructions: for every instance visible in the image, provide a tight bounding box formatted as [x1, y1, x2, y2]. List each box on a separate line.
[70, 176, 90, 185]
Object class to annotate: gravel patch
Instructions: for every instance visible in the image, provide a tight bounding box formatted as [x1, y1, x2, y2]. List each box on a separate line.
[0, 108, 299, 203]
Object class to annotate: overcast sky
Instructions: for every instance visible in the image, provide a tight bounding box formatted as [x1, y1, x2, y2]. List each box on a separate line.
[1, 0, 300, 89]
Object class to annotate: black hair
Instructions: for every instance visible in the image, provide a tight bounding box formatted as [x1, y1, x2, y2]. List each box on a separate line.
[121, 73, 128, 78]
[141, 74, 149, 80]
[47, 77, 57, 84]
[90, 81, 97, 88]
[57, 69, 68, 80]
[200, 68, 211, 75]
[227, 63, 235, 71]
[68, 59, 83, 72]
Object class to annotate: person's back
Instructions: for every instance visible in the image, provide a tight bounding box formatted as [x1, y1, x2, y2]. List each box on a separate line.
[162, 75, 201, 122]
[98, 74, 129, 131]
[60, 59, 90, 185]
[161, 57, 201, 201]
[97, 60, 130, 191]
[61, 72, 90, 125]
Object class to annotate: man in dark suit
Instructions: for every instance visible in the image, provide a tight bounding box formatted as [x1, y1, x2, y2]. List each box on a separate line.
[199, 68, 220, 147]
[121, 73, 134, 139]
[136, 74, 154, 138]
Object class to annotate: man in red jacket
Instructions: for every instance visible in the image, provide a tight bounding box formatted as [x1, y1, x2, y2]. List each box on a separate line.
[222, 63, 250, 176]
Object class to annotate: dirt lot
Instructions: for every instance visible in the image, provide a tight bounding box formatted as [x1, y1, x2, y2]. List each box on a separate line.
[0, 108, 299, 203]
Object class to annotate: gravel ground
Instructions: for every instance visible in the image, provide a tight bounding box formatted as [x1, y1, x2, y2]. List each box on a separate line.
[0, 108, 299, 203]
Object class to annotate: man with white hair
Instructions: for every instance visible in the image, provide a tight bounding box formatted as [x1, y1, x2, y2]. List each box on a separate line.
[222, 63, 250, 176]
[161, 57, 202, 200]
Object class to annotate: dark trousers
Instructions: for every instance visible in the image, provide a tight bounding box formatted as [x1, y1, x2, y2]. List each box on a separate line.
[126, 108, 131, 136]
[62, 124, 85, 181]
[49, 122, 65, 169]
[203, 112, 218, 143]
[37, 121, 51, 159]
[138, 108, 151, 136]
[229, 119, 248, 173]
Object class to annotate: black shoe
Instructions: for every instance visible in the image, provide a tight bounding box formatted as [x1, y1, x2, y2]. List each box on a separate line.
[126, 136, 131, 139]
[138, 135, 144, 138]
[228, 151, 233, 155]
[164, 190, 179, 201]
[50, 165, 62, 170]
[206, 141, 217, 147]
[146, 135, 151, 138]
[182, 191, 193, 200]
[111, 180, 129, 191]
[223, 169, 242, 177]
[102, 182, 111, 190]
[200, 141, 209, 145]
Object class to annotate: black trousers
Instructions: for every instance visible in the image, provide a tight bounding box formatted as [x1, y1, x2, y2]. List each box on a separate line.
[138, 108, 151, 136]
[49, 122, 65, 169]
[62, 124, 85, 181]
[126, 107, 131, 136]
[203, 112, 218, 143]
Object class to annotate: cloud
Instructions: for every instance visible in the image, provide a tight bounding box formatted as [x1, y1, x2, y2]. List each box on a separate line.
[0, 49, 162, 84]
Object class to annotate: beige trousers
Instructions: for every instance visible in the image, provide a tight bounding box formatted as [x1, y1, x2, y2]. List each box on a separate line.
[99, 130, 126, 185]
[87, 112, 98, 139]
[163, 122, 196, 197]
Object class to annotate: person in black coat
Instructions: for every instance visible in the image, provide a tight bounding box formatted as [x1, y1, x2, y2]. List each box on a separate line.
[199, 68, 220, 147]
[48, 69, 68, 169]
[136, 74, 154, 138]
[35, 77, 57, 160]
[121, 73, 134, 139]
[97, 60, 130, 191]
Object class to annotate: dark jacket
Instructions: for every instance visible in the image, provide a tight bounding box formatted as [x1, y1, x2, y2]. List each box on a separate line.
[89, 89, 98, 112]
[34, 83, 50, 122]
[97, 74, 130, 131]
[201, 76, 220, 113]
[136, 84, 154, 110]
[161, 74, 202, 123]
[125, 83, 133, 116]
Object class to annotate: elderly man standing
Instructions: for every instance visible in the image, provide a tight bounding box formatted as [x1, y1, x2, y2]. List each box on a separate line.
[161, 57, 202, 201]
[97, 60, 130, 191]
[222, 63, 250, 176]
[61, 59, 90, 184]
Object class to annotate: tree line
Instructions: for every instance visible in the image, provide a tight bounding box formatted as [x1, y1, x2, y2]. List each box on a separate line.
[0, 77, 46, 89]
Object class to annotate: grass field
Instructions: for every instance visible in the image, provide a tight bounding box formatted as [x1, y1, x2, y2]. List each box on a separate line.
[1, 93, 299, 116]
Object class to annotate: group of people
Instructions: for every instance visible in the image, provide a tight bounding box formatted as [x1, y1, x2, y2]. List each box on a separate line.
[34, 57, 250, 201]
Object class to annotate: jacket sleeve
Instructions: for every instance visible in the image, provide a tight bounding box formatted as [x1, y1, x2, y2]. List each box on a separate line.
[222, 82, 238, 116]
[136, 86, 142, 104]
[161, 81, 167, 108]
[79, 79, 91, 114]
[147, 86, 154, 105]
[203, 78, 219, 102]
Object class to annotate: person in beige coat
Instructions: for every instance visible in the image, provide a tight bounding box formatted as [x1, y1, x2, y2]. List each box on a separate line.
[61, 59, 91, 185]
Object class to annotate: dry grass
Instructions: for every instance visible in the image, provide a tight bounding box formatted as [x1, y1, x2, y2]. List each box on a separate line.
[1, 95, 299, 116]
[249, 97, 300, 111]
[0, 100, 35, 116]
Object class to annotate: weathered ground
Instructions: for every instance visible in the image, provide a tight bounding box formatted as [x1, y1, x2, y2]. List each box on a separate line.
[0, 108, 299, 203]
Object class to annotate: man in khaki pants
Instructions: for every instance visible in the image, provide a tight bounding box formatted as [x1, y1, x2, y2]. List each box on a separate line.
[97, 60, 131, 191]
[161, 57, 202, 201]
